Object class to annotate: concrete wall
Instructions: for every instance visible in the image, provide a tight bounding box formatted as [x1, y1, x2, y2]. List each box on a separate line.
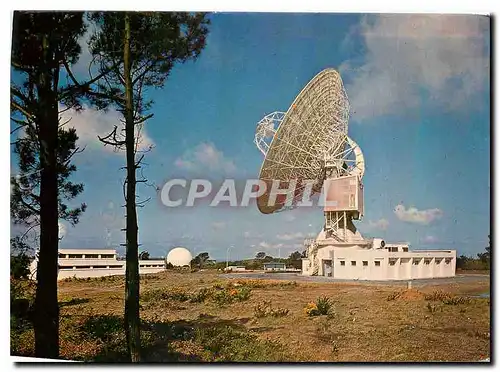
[33, 259, 166, 280]
[302, 245, 456, 280]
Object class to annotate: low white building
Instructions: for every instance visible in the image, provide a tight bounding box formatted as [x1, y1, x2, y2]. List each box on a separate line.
[263, 262, 287, 271]
[302, 233, 456, 280]
[30, 248, 166, 281]
[224, 265, 246, 272]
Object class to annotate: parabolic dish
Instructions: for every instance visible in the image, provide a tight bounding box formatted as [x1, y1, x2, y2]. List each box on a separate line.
[255, 69, 351, 214]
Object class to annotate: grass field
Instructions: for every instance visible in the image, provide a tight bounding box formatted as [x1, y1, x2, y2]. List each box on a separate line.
[11, 270, 490, 362]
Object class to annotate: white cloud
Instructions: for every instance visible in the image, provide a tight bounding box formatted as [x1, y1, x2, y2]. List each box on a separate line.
[243, 231, 263, 239]
[58, 221, 67, 240]
[394, 204, 443, 225]
[277, 232, 305, 240]
[368, 218, 389, 231]
[212, 221, 226, 230]
[258, 241, 283, 250]
[174, 142, 236, 174]
[341, 14, 489, 121]
[422, 235, 439, 244]
[60, 105, 154, 154]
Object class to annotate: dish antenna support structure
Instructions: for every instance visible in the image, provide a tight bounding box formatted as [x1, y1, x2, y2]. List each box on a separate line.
[254, 69, 366, 273]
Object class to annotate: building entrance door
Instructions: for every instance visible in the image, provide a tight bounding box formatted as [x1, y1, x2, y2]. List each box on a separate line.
[323, 260, 333, 277]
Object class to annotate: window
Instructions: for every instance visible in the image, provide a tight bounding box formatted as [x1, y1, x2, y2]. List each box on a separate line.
[351, 261, 356, 266]
[445, 258, 452, 265]
[435, 258, 443, 264]
[389, 259, 397, 266]
[109, 265, 122, 269]
[101, 254, 115, 259]
[413, 259, 421, 265]
[58, 253, 66, 259]
[402, 247, 409, 252]
[59, 266, 73, 270]
[424, 259, 431, 265]
[86, 254, 99, 259]
[340, 261, 345, 266]
[374, 261, 381, 266]
[389, 247, 398, 252]
[68, 254, 82, 259]
[363, 261, 368, 266]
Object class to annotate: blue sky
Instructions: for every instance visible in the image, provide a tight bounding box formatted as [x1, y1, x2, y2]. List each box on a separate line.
[11, 13, 491, 260]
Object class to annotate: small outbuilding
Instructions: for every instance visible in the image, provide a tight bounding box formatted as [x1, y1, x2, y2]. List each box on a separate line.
[263, 262, 286, 271]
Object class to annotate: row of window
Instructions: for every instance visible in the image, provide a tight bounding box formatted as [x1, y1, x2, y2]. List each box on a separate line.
[60, 265, 123, 270]
[58, 254, 116, 259]
[59, 264, 165, 270]
[338, 258, 453, 267]
[387, 247, 409, 252]
[340, 260, 379, 267]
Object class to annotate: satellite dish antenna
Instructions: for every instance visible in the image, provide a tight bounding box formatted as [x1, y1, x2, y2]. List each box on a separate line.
[254, 69, 366, 272]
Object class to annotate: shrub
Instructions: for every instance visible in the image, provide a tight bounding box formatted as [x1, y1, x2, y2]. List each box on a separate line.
[443, 296, 471, 305]
[232, 279, 297, 289]
[304, 302, 320, 317]
[193, 325, 290, 362]
[387, 292, 400, 301]
[424, 290, 472, 305]
[316, 296, 333, 315]
[80, 315, 123, 342]
[426, 302, 442, 314]
[304, 296, 334, 317]
[233, 286, 251, 301]
[254, 301, 271, 318]
[424, 290, 452, 302]
[212, 286, 252, 306]
[212, 290, 233, 306]
[189, 287, 214, 303]
[253, 301, 290, 318]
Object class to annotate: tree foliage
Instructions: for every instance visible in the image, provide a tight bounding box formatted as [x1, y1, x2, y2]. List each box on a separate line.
[10, 11, 93, 358]
[10, 236, 34, 279]
[457, 236, 490, 271]
[191, 252, 210, 269]
[10, 126, 87, 230]
[138, 251, 150, 260]
[255, 251, 266, 260]
[477, 234, 491, 264]
[286, 251, 302, 269]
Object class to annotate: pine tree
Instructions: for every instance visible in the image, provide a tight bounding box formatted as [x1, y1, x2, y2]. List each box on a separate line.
[10, 11, 111, 358]
[88, 11, 209, 361]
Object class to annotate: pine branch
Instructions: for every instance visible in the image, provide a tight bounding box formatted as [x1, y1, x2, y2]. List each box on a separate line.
[98, 126, 126, 147]
[11, 101, 34, 120]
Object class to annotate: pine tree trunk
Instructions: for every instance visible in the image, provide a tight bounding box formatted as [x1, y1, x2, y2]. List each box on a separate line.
[34, 34, 60, 359]
[123, 12, 141, 363]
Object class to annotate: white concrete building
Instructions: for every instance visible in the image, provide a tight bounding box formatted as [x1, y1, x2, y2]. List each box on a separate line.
[224, 266, 246, 272]
[263, 262, 287, 271]
[301, 234, 456, 280]
[30, 248, 166, 281]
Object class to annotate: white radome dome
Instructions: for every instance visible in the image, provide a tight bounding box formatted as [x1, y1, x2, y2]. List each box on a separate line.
[166, 247, 192, 267]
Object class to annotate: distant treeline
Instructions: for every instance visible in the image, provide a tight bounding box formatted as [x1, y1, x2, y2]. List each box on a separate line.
[456, 236, 490, 271]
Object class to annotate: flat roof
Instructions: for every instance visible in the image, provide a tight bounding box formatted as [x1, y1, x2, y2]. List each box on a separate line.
[59, 248, 117, 255]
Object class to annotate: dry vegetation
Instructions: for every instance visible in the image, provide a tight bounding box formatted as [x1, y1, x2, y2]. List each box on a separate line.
[11, 271, 490, 362]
